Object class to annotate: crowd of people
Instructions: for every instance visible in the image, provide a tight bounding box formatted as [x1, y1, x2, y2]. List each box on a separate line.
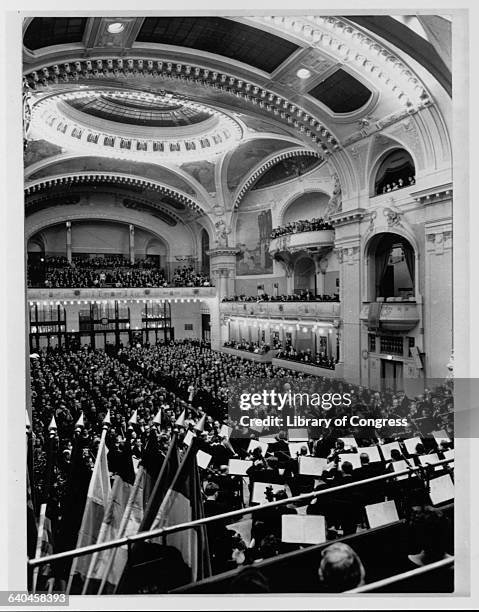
[171, 266, 212, 288]
[222, 291, 340, 303]
[275, 345, 337, 370]
[270, 218, 333, 239]
[222, 339, 282, 354]
[27, 258, 212, 289]
[28, 339, 454, 592]
[378, 175, 416, 195]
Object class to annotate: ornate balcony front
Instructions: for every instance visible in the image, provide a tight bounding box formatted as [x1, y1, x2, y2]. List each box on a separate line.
[28, 286, 217, 304]
[269, 230, 335, 257]
[360, 300, 420, 332]
[221, 300, 340, 322]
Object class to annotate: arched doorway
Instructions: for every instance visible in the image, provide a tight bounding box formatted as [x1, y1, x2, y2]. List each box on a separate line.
[368, 232, 415, 300]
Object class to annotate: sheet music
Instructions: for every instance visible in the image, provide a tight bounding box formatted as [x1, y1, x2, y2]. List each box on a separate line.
[298, 456, 328, 476]
[281, 514, 326, 544]
[196, 449, 212, 470]
[429, 474, 454, 505]
[338, 452, 361, 469]
[228, 459, 252, 476]
[366, 500, 399, 528]
[357, 446, 382, 463]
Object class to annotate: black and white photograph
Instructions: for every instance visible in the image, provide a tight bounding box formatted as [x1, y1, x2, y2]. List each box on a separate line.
[1, 4, 477, 610]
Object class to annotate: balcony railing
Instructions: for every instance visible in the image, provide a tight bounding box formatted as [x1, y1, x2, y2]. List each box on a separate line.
[360, 300, 420, 332]
[221, 300, 340, 320]
[27, 286, 217, 302]
[269, 229, 335, 256]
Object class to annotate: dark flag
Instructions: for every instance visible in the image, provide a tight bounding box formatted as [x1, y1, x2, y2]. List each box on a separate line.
[54, 415, 93, 587]
[147, 439, 211, 585]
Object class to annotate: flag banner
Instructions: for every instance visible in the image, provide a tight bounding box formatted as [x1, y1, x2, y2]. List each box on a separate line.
[104, 433, 177, 594]
[67, 429, 111, 594]
[132, 440, 211, 588]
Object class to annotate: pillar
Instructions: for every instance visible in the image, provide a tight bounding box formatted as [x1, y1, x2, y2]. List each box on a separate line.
[129, 224, 135, 264]
[424, 221, 452, 379]
[207, 247, 239, 300]
[66, 221, 72, 263]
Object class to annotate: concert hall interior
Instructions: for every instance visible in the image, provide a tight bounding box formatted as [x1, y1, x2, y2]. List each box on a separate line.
[23, 15, 455, 596]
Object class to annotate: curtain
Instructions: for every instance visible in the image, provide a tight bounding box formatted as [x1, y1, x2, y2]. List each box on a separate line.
[375, 244, 391, 297]
[402, 242, 415, 287]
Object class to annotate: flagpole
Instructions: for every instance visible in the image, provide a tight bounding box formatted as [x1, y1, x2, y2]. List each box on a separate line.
[97, 466, 144, 595]
[31, 503, 47, 594]
[66, 414, 110, 595]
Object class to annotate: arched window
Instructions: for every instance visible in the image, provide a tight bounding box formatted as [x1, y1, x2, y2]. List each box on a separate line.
[368, 233, 415, 300]
[374, 149, 416, 195]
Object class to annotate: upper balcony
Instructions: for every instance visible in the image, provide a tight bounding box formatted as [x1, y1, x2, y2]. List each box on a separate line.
[360, 300, 420, 332]
[220, 299, 340, 321]
[269, 230, 335, 257]
[27, 286, 217, 303]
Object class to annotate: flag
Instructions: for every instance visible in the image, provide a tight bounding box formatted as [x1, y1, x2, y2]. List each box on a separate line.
[66, 423, 111, 594]
[81, 441, 136, 594]
[142, 439, 211, 586]
[96, 430, 166, 594]
[32, 425, 59, 593]
[137, 433, 179, 534]
[141, 429, 163, 507]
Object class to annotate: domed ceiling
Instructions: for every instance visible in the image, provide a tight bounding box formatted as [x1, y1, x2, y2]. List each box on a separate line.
[22, 15, 450, 220]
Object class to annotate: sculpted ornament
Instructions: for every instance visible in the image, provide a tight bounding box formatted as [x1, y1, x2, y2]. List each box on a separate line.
[214, 219, 231, 247]
[324, 174, 342, 219]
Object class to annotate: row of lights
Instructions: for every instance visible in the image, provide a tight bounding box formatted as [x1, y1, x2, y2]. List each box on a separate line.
[228, 318, 334, 334]
[29, 298, 202, 306]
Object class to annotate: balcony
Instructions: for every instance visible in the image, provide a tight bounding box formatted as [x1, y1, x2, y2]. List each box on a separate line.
[221, 300, 340, 321]
[360, 300, 420, 332]
[27, 286, 217, 303]
[269, 230, 335, 257]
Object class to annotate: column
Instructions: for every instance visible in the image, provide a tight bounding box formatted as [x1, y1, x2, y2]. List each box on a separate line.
[66, 221, 72, 263]
[336, 243, 361, 384]
[207, 247, 239, 300]
[424, 221, 452, 379]
[129, 224, 135, 265]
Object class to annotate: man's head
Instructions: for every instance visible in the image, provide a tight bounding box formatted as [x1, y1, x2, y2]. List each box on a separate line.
[318, 543, 365, 592]
[359, 452, 370, 466]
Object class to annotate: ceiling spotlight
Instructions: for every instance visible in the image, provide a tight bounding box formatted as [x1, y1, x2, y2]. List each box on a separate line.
[296, 68, 312, 79]
[107, 22, 125, 34]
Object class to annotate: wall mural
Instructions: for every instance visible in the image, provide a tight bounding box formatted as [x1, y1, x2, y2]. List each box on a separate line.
[235, 209, 273, 275]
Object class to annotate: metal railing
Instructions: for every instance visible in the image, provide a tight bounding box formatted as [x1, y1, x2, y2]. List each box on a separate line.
[28, 456, 454, 570]
[346, 556, 454, 593]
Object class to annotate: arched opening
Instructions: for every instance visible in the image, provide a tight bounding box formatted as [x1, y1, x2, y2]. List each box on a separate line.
[294, 256, 316, 295]
[145, 238, 168, 270]
[201, 228, 210, 274]
[374, 149, 416, 195]
[282, 191, 330, 225]
[368, 233, 415, 300]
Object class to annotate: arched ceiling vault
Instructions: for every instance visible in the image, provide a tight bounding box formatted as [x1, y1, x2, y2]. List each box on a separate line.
[22, 15, 451, 215]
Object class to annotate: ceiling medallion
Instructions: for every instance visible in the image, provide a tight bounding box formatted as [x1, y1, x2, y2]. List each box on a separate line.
[29, 88, 244, 162]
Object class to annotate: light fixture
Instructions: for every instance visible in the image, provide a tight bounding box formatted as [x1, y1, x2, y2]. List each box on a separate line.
[296, 68, 312, 79]
[107, 22, 125, 34]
